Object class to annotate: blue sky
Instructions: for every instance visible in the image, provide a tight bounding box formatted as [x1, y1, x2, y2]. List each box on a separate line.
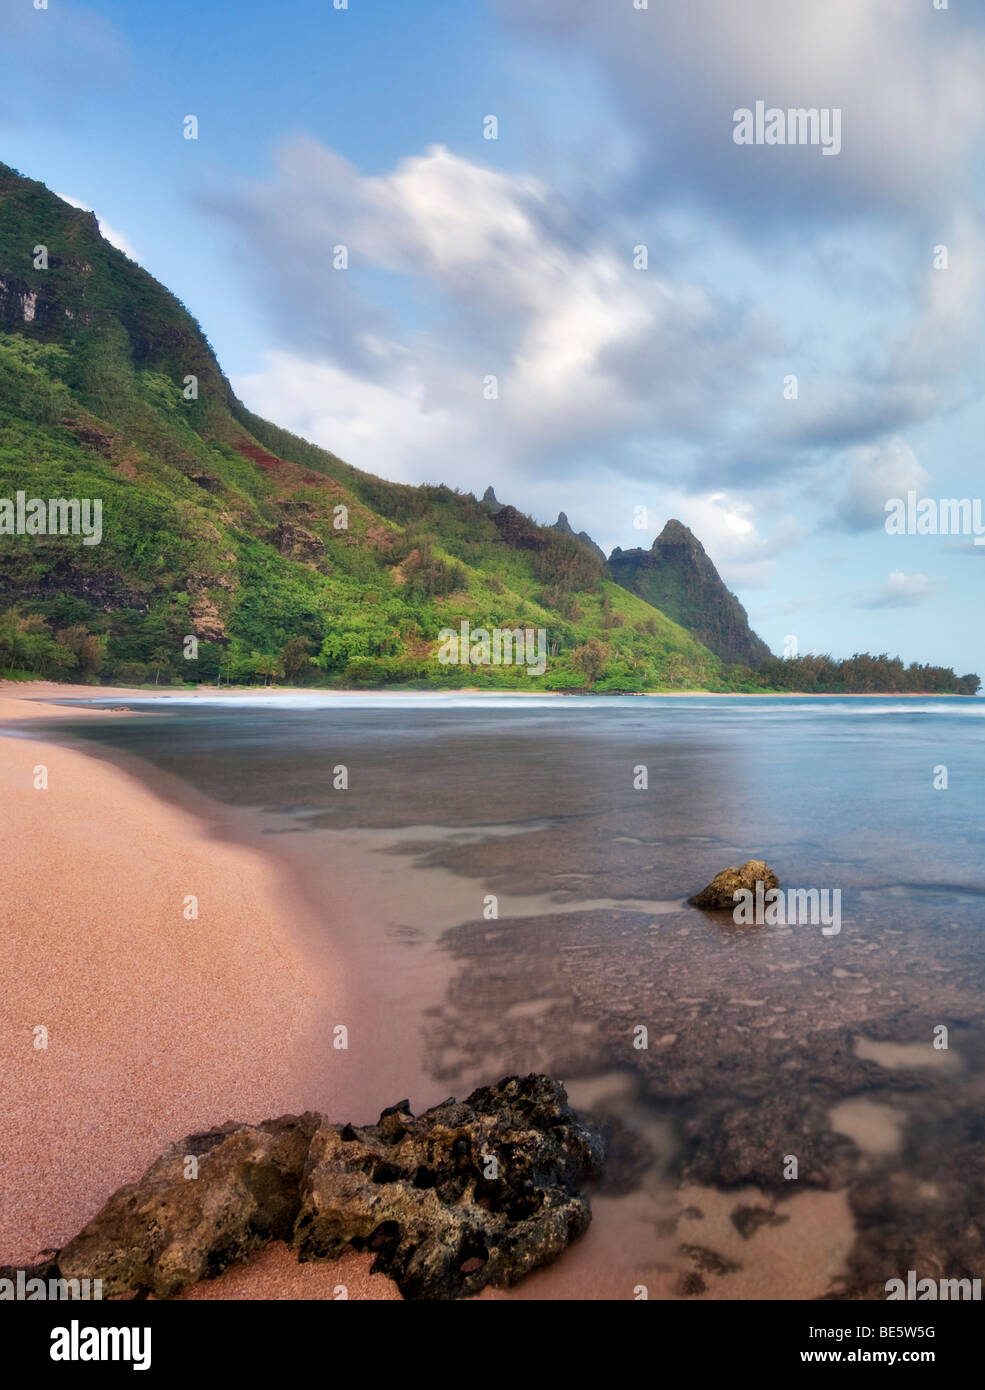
[2, 0, 984, 675]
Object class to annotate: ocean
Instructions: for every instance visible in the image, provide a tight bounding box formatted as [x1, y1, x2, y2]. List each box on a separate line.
[40, 692, 985, 1298]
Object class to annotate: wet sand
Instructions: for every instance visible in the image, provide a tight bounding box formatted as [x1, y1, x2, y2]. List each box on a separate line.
[3, 683, 984, 1300]
[0, 692, 400, 1298]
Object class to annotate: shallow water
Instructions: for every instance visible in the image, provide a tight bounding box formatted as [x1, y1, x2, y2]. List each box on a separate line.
[36, 693, 985, 1298]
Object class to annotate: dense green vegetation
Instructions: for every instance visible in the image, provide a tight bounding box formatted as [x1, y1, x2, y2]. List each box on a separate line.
[729, 652, 980, 696]
[0, 162, 720, 692]
[0, 161, 976, 697]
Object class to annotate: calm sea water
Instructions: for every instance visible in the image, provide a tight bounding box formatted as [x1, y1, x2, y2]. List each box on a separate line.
[35, 693, 985, 1298]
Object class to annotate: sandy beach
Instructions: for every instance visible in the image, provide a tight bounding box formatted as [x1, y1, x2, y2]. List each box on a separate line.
[0, 684, 688, 1300]
[0, 684, 400, 1298]
[4, 681, 979, 1303]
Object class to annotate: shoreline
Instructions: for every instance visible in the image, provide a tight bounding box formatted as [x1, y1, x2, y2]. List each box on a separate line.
[0, 692, 695, 1300]
[1, 685, 973, 1301]
[0, 697, 684, 1300]
[1, 679, 974, 706]
[0, 691, 401, 1298]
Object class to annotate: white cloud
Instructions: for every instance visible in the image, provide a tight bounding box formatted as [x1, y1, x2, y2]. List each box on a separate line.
[232, 349, 458, 481]
[830, 437, 931, 533]
[859, 570, 945, 609]
[658, 491, 805, 589]
[214, 139, 765, 477]
[888, 212, 985, 381]
[495, 0, 985, 225]
[202, 3, 985, 595]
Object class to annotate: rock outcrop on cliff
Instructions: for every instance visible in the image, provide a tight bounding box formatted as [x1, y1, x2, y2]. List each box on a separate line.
[550, 511, 607, 562]
[0, 163, 721, 693]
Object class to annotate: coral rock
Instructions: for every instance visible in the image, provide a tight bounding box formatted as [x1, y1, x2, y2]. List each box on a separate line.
[688, 859, 779, 910]
[53, 1076, 603, 1301]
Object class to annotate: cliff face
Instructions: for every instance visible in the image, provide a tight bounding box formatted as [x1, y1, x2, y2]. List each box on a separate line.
[608, 520, 771, 668]
[0, 161, 721, 692]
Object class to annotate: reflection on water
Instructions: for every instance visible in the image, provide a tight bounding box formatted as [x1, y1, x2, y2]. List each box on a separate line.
[38, 693, 985, 1298]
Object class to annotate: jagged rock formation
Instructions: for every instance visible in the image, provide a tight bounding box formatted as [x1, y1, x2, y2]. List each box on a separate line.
[44, 1076, 604, 1301]
[608, 519, 771, 668]
[688, 859, 779, 910]
[551, 511, 606, 562]
[0, 160, 721, 692]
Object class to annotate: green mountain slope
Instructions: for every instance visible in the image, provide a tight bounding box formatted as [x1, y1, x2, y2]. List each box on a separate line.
[0, 161, 720, 691]
[608, 520, 772, 669]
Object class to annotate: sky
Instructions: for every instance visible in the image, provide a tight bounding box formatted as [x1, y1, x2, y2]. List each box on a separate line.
[2, 0, 984, 674]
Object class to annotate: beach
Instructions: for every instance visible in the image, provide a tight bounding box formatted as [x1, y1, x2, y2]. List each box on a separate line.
[0, 685, 401, 1298]
[4, 683, 985, 1302]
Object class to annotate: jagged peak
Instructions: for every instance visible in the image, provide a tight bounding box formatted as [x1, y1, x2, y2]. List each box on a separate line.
[608, 517, 770, 667]
[654, 518, 702, 550]
[550, 510, 606, 562]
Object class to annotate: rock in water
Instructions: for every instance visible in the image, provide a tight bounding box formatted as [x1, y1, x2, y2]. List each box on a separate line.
[688, 859, 779, 910]
[55, 1075, 603, 1301]
[294, 1074, 603, 1299]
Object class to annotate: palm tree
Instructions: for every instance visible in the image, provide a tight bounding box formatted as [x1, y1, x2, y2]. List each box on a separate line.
[149, 645, 172, 687]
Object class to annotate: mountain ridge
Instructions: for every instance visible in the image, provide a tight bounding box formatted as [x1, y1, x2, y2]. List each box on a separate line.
[0, 161, 721, 692]
[0, 161, 976, 696]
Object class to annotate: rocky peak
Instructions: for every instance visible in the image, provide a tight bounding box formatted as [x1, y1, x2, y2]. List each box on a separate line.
[654, 518, 702, 551]
[550, 511, 606, 562]
[607, 517, 771, 669]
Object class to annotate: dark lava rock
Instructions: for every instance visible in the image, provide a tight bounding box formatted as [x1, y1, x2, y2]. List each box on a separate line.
[293, 1074, 604, 1299]
[0, 1253, 60, 1286]
[688, 859, 779, 910]
[58, 1113, 320, 1299]
[52, 1075, 603, 1301]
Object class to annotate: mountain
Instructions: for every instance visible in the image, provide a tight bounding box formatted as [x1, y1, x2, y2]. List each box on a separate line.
[608, 520, 772, 668]
[550, 511, 606, 563]
[0, 161, 721, 692]
[479, 485, 503, 513]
